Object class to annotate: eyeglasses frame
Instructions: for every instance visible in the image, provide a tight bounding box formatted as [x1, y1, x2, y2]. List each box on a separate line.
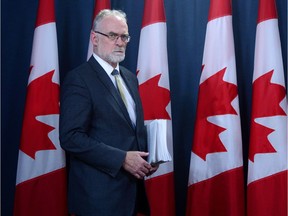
[94, 31, 131, 43]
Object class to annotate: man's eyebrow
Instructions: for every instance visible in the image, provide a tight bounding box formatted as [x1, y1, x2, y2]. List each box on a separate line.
[108, 31, 128, 35]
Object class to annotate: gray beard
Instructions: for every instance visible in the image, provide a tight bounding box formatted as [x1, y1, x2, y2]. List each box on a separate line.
[106, 53, 125, 64]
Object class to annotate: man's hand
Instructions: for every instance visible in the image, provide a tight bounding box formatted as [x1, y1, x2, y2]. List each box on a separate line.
[147, 164, 159, 176]
[122, 151, 152, 179]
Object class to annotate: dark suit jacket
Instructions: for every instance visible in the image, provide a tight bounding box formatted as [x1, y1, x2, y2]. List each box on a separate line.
[59, 56, 148, 216]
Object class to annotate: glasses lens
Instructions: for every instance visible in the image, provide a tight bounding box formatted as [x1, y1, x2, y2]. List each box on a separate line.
[108, 33, 117, 41]
[121, 35, 130, 42]
[106, 32, 130, 43]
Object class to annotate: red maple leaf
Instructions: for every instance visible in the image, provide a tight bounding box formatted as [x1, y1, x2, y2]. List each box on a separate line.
[249, 70, 286, 162]
[138, 72, 171, 120]
[20, 70, 60, 159]
[192, 67, 238, 161]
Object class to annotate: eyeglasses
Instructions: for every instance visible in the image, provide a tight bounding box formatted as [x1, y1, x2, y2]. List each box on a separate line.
[94, 31, 131, 43]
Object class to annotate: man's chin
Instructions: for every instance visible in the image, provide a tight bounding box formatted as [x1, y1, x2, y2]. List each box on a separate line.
[111, 56, 125, 63]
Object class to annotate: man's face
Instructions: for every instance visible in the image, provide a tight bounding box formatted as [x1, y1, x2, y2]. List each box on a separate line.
[92, 16, 129, 68]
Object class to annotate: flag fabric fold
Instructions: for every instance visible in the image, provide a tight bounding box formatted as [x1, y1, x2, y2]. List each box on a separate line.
[247, 0, 288, 215]
[87, 0, 111, 59]
[13, 0, 67, 215]
[186, 0, 245, 215]
[136, 0, 175, 215]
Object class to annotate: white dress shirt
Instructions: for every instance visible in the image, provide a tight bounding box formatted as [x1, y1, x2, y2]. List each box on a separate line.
[92, 54, 136, 127]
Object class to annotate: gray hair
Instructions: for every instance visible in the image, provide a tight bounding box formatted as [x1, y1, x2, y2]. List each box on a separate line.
[92, 9, 127, 31]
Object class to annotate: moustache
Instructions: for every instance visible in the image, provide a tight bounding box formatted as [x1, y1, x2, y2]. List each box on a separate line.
[114, 48, 125, 52]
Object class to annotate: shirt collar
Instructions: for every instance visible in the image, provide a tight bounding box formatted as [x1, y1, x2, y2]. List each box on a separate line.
[92, 53, 120, 75]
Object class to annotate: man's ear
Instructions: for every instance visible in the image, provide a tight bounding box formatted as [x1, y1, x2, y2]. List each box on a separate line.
[91, 31, 98, 46]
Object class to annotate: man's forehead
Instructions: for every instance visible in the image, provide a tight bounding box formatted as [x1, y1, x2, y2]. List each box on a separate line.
[99, 16, 128, 31]
[101, 15, 124, 25]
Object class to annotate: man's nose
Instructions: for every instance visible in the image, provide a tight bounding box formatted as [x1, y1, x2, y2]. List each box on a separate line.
[115, 36, 125, 46]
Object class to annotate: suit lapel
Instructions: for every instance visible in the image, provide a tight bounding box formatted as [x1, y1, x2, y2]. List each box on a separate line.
[88, 57, 135, 129]
[120, 68, 142, 129]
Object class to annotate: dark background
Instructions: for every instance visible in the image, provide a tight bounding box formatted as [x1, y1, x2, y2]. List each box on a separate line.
[2, 0, 287, 215]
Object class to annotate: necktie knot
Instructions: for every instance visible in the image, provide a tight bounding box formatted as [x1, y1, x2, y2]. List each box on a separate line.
[111, 69, 120, 76]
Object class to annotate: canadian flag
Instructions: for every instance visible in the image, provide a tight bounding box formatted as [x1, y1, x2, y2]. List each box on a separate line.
[136, 0, 175, 215]
[186, 0, 245, 215]
[247, 0, 287, 215]
[13, 0, 67, 215]
[87, 0, 111, 59]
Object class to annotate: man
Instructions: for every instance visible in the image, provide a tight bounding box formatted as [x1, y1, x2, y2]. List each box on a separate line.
[59, 9, 157, 216]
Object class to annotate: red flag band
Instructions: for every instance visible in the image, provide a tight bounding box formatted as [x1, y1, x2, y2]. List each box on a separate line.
[247, 0, 288, 215]
[186, 0, 245, 215]
[137, 0, 175, 215]
[13, 0, 67, 215]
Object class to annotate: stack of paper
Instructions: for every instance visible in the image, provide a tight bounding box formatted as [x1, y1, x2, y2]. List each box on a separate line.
[146, 119, 172, 165]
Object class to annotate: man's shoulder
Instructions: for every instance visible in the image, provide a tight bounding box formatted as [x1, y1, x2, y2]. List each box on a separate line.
[69, 60, 89, 71]
[68, 58, 98, 75]
[119, 65, 136, 77]
[62, 60, 95, 84]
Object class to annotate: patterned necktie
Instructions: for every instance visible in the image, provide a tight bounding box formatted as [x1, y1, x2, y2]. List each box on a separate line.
[111, 69, 136, 128]
[111, 69, 128, 108]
